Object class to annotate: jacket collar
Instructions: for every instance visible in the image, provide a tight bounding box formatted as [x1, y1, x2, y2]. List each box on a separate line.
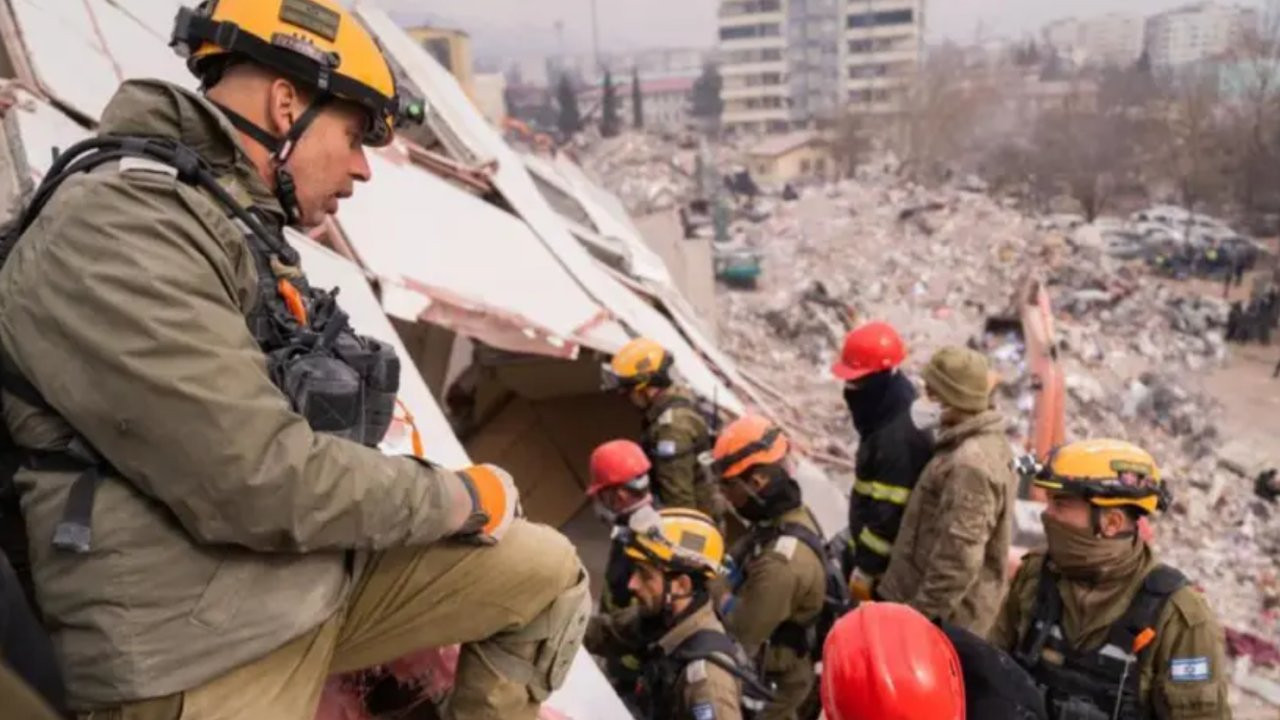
[657, 599, 722, 656]
[935, 410, 1006, 449]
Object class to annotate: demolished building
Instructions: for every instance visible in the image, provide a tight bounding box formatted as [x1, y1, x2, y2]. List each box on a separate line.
[0, 2, 851, 718]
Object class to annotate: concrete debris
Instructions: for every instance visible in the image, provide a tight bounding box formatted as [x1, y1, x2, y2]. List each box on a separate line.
[579, 132, 1280, 709]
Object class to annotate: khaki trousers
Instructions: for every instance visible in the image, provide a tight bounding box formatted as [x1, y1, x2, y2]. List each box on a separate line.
[80, 520, 582, 720]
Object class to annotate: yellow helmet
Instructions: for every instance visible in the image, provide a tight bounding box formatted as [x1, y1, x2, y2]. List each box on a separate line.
[171, 0, 417, 147]
[1035, 439, 1168, 514]
[602, 338, 673, 391]
[623, 508, 725, 580]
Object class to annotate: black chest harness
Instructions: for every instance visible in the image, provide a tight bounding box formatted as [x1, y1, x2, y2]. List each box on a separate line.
[1014, 564, 1187, 720]
[0, 135, 399, 555]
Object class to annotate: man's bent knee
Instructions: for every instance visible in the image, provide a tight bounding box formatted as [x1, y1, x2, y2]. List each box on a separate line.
[472, 524, 589, 701]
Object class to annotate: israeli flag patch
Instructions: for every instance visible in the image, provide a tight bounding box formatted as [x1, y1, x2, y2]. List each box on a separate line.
[657, 439, 678, 457]
[1170, 657, 1211, 682]
[692, 702, 715, 720]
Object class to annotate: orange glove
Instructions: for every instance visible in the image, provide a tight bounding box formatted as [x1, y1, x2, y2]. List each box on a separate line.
[848, 568, 875, 603]
[457, 464, 522, 543]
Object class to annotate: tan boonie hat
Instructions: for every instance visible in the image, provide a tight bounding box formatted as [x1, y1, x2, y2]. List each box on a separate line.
[922, 346, 991, 413]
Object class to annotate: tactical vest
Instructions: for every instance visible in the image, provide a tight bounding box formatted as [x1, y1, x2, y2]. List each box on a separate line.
[730, 510, 852, 662]
[1014, 564, 1188, 720]
[0, 136, 398, 558]
[640, 393, 713, 463]
[640, 626, 773, 720]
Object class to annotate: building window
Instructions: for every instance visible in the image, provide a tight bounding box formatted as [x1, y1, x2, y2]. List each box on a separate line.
[720, 23, 781, 40]
[801, 159, 812, 173]
[847, 9, 914, 28]
[423, 38, 453, 73]
[848, 63, 887, 79]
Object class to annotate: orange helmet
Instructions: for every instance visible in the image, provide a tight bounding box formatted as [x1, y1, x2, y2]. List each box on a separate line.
[712, 415, 789, 479]
[832, 321, 906, 381]
[821, 603, 966, 720]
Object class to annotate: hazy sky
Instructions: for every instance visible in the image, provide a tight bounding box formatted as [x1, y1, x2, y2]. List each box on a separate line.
[369, 0, 1267, 58]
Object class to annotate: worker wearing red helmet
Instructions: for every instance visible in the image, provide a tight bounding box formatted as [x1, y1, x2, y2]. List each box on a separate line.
[820, 602, 1047, 720]
[830, 321, 934, 602]
[586, 439, 661, 708]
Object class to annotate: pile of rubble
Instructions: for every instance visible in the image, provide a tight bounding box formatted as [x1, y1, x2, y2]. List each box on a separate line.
[583, 135, 1280, 713]
[574, 133, 699, 215]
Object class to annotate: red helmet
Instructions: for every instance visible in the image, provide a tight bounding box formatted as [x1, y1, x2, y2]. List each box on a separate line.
[821, 603, 965, 720]
[831, 321, 906, 381]
[588, 440, 652, 497]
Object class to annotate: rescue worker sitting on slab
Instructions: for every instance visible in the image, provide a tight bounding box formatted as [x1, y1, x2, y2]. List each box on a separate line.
[603, 337, 721, 518]
[829, 320, 934, 603]
[989, 439, 1232, 720]
[586, 438, 663, 710]
[877, 346, 1017, 637]
[584, 508, 765, 720]
[712, 415, 826, 720]
[0, 1, 589, 718]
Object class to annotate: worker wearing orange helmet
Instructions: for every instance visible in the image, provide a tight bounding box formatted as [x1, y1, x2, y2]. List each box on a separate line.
[877, 346, 1017, 637]
[603, 338, 720, 517]
[819, 602, 1047, 720]
[712, 416, 826, 720]
[830, 321, 934, 602]
[586, 439, 661, 707]
[0, 1, 589, 717]
[990, 440, 1229, 720]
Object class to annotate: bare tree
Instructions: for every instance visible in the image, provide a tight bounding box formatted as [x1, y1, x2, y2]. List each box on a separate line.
[1224, 0, 1280, 223]
[894, 45, 1003, 183]
[1157, 67, 1230, 219]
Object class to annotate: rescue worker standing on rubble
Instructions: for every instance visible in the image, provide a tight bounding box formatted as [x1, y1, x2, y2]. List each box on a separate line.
[990, 439, 1231, 720]
[586, 438, 662, 708]
[713, 416, 826, 720]
[585, 508, 758, 720]
[604, 337, 720, 517]
[877, 346, 1017, 636]
[0, 1, 589, 718]
[830, 321, 934, 602]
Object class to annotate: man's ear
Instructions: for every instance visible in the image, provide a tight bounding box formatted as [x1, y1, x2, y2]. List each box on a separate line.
[1101, 507, 1133, 538]
[672, 573, 694, 597]
[265, 78, 300, 136]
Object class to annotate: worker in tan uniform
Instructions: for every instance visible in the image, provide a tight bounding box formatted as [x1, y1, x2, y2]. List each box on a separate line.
[585, 508, 766, 720]
[0, 1, 588, 718]
[712, 416, 826, 720]
[990, 439, 1231, 720]
[878, 346, 1017, 637]
[603, 338, 720, 517]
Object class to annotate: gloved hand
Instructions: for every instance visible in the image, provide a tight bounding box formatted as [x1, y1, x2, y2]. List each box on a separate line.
[848, 567, 875, 603]
[456, 464, 522, 544]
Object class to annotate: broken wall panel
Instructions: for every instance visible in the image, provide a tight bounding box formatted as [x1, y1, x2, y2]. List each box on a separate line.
[336, 145, 629, 358]
[9, 0, 192, 121]
[358, 5, 744, 416]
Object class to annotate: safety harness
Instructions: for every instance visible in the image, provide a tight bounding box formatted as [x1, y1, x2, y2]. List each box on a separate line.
[640, 626, 774, 720]
[1014, 564, 1188, 720]
[0, 134, 399, 557]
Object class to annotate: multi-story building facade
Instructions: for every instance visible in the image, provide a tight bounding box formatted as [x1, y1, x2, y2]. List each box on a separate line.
[1044, 14, 1145, 68]
[1145, 3, 1258, 70]
[717, 0, 923, 136]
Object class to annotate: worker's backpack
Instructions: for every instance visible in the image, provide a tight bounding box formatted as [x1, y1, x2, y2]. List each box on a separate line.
[641, 627, 774, 720]
[768, 519, 854, 663]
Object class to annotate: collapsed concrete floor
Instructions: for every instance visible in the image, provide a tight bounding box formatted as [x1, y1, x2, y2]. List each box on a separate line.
[578, 132, 1280, 715]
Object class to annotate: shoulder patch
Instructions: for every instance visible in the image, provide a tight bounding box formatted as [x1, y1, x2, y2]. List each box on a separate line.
[691, 702, 715, 720]
[658, 408, 676, 426]
[1170, 657, 1212, 683]
[686, 658, 709, 684]
[657, 439, 678, 458]
[772, 535, 798, 560]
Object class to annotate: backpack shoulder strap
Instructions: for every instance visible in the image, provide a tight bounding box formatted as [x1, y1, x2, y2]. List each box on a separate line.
[672, 629, 774, 702]
[775, 520, 825, 561]
[1016, 563, 1065, 667]
[1104, 564, 1187, 658]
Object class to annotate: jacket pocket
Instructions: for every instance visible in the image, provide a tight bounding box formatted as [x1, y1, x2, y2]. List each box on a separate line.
[189, 559, 259, 631]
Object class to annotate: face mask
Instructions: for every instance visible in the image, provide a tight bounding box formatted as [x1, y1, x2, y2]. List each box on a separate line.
[1042, 513, 1142, 583]
[737, 466, 803, 522]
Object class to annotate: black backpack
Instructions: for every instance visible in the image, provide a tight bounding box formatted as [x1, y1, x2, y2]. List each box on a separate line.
[643, 628, 775, 719]
[773, 520, 854, 662]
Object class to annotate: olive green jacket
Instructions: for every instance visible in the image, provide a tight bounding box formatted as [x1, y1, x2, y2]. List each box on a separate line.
[585, 602, 743, 719]
[990, 550, 1231, 719]
[878, 410, 1017, 636]
[0, 80, 473, 708]
[642, 386, 715, 514]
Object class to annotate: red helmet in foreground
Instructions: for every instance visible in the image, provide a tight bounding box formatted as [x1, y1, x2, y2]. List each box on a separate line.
[821, 602, 965, 720]
[588, 439, 652, 496]
[831, 321, 906, 381]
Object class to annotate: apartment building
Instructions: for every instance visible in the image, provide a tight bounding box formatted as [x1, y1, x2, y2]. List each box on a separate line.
[717, 0, 923, 136]
[1145, 3, 1258, 70]
[1043, 13, 1145, 68]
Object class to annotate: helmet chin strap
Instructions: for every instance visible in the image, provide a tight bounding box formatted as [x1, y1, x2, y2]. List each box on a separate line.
[211, 97, 331, 226]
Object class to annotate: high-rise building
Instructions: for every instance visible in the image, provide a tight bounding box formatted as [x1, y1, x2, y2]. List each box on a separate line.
[717, 0, 924, 136]
[1145, 3, 1258, 70]
[1043, 13, 1145, 68]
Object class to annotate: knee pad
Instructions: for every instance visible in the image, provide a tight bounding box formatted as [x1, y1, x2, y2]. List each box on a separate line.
[476, 560, 591, 701]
